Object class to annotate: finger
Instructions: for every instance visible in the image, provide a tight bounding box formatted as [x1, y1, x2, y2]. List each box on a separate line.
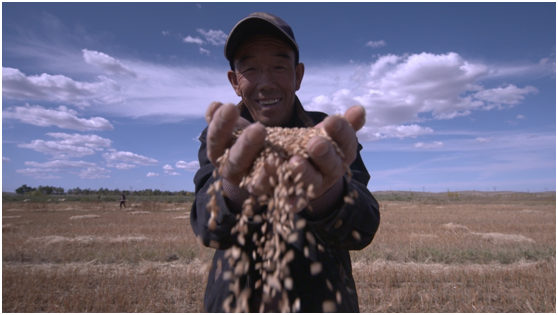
[221, 122, 266, 185]
[286, 156, 321, 207]
[206, 104, 240, 164]
[344, 105, 366, 131]
[306, 137, 345, 181]
[320, 115, 358, 165]
[235, 116, 252, 130]
[206, 102, 249, 129]
[205, 101, 224, 124]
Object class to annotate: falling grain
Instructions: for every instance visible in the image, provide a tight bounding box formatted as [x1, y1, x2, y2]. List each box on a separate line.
[207, 125, 356, 312]
[310, 262, 323, 275]
[322, 300, 336, 312]
[352, 230, 361, 241]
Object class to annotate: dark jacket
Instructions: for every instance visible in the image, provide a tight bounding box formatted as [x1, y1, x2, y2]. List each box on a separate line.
[190, 96, 380, 312]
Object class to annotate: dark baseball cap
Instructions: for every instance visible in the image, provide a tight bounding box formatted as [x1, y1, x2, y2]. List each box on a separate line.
[224, 12, 299, 69]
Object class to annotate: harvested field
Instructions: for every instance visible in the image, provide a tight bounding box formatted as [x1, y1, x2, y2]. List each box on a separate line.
[2, 195, 556, 312]
[69, 214, 100, 220]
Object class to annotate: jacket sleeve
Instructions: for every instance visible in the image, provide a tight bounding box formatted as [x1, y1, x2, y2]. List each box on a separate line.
[300, 143, 381, 251]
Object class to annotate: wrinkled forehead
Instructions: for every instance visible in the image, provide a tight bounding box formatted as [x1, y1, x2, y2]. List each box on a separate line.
[233, 34, 296, 62]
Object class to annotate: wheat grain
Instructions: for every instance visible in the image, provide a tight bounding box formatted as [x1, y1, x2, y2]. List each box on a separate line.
[207, 126, 356, 312]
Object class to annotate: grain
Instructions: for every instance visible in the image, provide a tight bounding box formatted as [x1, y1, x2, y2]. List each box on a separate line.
[207, 126, 356, 312]
[334, 220, 343, 229]
[322, 300, 336, 312]
[310, 262, 323, 275]
[352, 230, 361, 241]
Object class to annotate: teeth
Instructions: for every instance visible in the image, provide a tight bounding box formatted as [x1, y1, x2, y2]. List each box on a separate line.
[260, 99, 279, 106]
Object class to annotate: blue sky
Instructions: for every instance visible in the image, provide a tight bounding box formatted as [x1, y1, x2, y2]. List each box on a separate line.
[2, 2, 556, 193]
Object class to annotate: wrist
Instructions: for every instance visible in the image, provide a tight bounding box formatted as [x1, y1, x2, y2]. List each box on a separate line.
[222, 178, 262, 214]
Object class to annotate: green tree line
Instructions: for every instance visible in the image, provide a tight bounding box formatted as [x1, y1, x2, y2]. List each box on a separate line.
[15, 185, 195, 197]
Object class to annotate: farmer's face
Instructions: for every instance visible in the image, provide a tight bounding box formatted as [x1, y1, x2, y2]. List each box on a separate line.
[228, 34, 304, 127]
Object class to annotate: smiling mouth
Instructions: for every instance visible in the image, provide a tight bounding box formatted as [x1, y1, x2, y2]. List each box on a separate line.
[259, 99, 280, 106]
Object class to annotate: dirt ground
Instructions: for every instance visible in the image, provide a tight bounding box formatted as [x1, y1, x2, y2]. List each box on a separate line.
[2, 195, 555, 312]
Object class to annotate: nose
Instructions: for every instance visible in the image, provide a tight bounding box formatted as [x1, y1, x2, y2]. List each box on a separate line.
[257, 68, 276, 91]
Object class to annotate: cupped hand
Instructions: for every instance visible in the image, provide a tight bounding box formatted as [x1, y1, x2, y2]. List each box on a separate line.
[286, 105, 366, 213]
[205, 102, 275, 195]
[205, 102, 366, 212]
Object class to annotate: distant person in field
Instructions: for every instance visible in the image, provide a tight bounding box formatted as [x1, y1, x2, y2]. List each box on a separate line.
[119, 193, 126, 209]
[190, 12, 380, 312]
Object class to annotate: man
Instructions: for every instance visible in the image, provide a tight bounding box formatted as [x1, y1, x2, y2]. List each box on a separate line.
[190, 12, 380, 312]
[119, 193, 126, 209]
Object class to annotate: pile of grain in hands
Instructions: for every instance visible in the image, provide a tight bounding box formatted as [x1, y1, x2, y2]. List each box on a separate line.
[206, 126, 359, 312]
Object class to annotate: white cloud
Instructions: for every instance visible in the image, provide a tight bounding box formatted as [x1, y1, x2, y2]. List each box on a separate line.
[414, 141, 444, 149]
[302, 52, 545, 142]
[3, 157, 11, 163]
[25, 160, 97, 168]
[516, 114, 525, 119]
[183, 29, 227, 49]
[19, 140, 95, 158]
[306, 52, 491, 128]
[103, 149, 158, 166]
[79, 166, 110, 179]
[196, 29, 227, 46]
[475, 137, 492, 143]
[183, 35, 204, 45]
[176, 160, 200, 172]
[17, 159, 109, 179]
[147, 172, 159, 177]
[82, 49, 138, 78]
[115, 163, 137, 170]
[46, 133, 112, 149]
[16, 168, 61, 179]
[163, 164, 174, 171]
[200, 47, 210, 56]
[4, 25, 550, 137]
[163, 164, 180, 176]
[2, 104, 114, 131]
[87, 62, 235, 120]
[365, 40, 386, 48]
[434, 110, 472, 120]
[2, 67, 122, 107]
[474, 84, 538, 106]
[162, 31, 170, 36]
[18, 133, 111, 159]
[357, 124, 434, 142]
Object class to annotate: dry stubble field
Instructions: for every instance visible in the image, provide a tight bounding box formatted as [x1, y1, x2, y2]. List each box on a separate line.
[2, 194, 556, 312]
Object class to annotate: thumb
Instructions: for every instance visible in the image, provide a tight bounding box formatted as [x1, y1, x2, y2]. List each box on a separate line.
[344, 105, 366, 132]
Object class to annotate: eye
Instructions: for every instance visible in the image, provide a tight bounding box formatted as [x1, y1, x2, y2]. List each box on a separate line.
[240, 68, 255, 75]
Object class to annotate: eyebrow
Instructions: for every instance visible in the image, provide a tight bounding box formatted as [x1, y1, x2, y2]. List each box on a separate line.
[273, 52, 292, 60]
[237, 55, 255, 67]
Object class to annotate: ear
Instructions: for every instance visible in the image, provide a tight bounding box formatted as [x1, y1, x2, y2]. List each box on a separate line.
[227, 70, 242, 96]
[295, 62, 305, 91]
